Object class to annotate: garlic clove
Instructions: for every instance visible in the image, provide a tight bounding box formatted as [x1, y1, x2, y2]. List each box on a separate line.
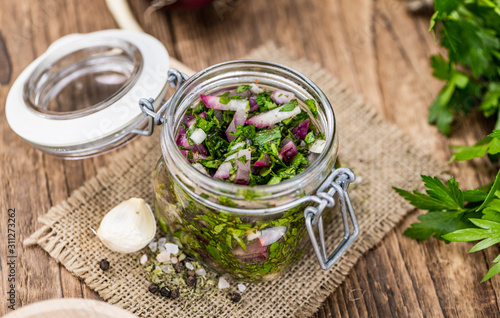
[95, 198, 156, 253]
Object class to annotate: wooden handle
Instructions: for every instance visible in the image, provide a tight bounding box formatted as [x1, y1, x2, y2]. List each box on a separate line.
[105, 0, 196, 76]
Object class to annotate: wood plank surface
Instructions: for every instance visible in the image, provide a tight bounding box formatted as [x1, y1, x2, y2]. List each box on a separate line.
[0, 0, 498, 317]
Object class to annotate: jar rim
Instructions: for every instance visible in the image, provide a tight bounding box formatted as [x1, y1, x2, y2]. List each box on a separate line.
[161, 60, 338, 211]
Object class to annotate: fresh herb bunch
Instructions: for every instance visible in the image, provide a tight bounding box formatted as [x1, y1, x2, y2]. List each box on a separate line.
[451, 129, 500, 162]
[428, 0, 500, 135]
[394, 129, 500, 281]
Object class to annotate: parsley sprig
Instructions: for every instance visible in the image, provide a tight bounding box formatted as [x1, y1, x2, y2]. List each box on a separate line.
[395, 0, 500, 283]
[394, 169, 500, 281]
[451, 130, 500, 162]
[428, 0, 500, 136]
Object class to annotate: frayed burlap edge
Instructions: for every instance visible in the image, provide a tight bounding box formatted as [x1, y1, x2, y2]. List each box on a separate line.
[24, 136, 159, 304]
[25, 43, 447, 318]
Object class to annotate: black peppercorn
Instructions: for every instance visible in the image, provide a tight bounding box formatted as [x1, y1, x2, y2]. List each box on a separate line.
[148, 283, 159, 294]
[228, 292, 241, 303]
[174, 262, 185, 273]
[160, 287, 171, 297]
[170, 288, 180, 299]
[187, 270, 195, 277]
[186, 275, 197, 287]
[99, 259, 110, 271]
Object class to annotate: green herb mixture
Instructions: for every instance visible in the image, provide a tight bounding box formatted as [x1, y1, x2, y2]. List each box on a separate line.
[154, 154, 314, 281]
[176, 84, 325, 185]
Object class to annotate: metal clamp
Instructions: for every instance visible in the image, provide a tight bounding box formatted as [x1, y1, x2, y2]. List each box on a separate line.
[131, 69, 189, 136]
[304, 167, 358, 270]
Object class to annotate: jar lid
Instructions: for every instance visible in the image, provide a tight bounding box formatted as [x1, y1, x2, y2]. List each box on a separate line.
[6, 30, 170, 158]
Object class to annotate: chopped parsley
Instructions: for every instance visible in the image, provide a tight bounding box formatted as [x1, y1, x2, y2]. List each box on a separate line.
[176, 84, 325, 186]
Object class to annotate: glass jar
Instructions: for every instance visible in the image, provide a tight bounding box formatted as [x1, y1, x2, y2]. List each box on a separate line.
[151, 61, 358, 282]
[6, 30, 358, 282]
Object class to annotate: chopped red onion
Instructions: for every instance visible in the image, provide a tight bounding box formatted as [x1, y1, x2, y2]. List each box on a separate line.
[271, 90, 295, 104]
[234, 149, 251, 185]
[280, 140, 298, 162]
[192, 163, 208, 175]
[253, 153, 271, 167]
[190, 128, 207, 145]
[309, 139, 326, 153]
[226, 108, 248, 142]
[182, 114, 197, 127]
[245, 105, 301, 128]
[291, 119, 309, 140]
[231, 240, 268, 263]
[250, 84, 264, 94]
[259, 226, 287, 246]
[249, 95, 259, 112]
[213, 161, 232, 179]
[200, 94, 248, 111]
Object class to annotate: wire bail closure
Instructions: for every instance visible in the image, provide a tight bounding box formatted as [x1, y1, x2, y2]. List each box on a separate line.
[304, 167, 358, 270]
[132, 69, 189, 136]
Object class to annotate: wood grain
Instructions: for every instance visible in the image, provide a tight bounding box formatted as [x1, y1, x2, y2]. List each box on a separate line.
[0, 32, 12, 84]
[0, 0, 499, 317]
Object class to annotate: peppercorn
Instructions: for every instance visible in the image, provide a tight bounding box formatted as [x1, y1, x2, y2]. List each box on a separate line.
[148, 283, 159, 294]
[186, 275, 197, 287]
[186, 270, 195, 277]
[99, 259, 110, 271]
[174, 262, 185, 273]
[170, 288, 180, 299]
[228, 292, 241, 303]
[160, 286, 171, 297]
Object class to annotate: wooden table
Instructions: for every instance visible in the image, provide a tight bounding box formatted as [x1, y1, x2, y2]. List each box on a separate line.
[1, 0, 499, 317]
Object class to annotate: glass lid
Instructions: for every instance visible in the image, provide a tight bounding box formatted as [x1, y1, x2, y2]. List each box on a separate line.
[6, 30, 170, 159]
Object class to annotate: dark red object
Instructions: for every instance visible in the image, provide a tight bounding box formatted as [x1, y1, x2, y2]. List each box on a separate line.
[249, 94, 259, 112]
[291, 119, 309, 140]
[253, 153, 271, 167]
[281, 139, 298, 162]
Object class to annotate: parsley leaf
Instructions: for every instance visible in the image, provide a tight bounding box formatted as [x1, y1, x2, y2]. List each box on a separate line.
[252, 128, 281, 147]
[255, 92, 278, 111]
[451, 129, 500, 161]
[393, 176, 465, 211]
[403, 211, 472, 241]
[428, 1, 500, 135]
[196, 116, 214, 132]
[395, 170, 500, 280]
[305, 99, 318, 118]
[236, 85, 252, 93]
[304, 131, 315, 144]
[279, 100, 298, 112]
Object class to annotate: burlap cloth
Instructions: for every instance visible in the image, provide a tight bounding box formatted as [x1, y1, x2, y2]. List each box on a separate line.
[25, 44, 445, 317]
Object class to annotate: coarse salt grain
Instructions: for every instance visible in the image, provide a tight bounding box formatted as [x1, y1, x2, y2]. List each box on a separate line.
[170, 256, 178, 264]
[140, 254, 148, 265]
[185, 262, 194, 270]
[238, 284, 246, 292]
[165, 243, 179, 254]
[158, 237, 167, 246]
[156, 251, 170, 263]
[148, 241, 158, 252]
[157, 237, 167, 252]
[196, 268, 206, 276]
[218, 277, 230, 289]
[162, 264, 173, 273]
